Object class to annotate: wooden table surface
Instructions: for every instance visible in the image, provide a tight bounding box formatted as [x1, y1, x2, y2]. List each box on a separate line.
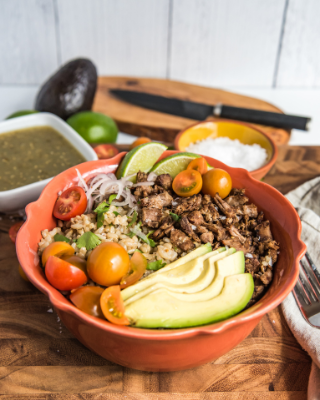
[1, 145, 319, 399]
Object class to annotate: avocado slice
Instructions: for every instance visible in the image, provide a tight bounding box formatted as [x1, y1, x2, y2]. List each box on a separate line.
[35, 58, 97, 120]
[121, 243, 213, 301]
[169, 249, 244, 302]
[124, 248, 231, 306]
[125, 273, 254, 328]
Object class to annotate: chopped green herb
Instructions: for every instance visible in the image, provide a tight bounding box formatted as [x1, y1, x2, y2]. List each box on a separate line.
[128, 210, 138, 227]
[144, 231, 156, 248]
[126, 231, 136, 238]
[76, 232, 101, 251]
[113, 211, 120, 216]
[97, 212, 105, 228]
[94, 201, 109, 214]
[108, 194, 117, 203]
[53, 233, 70, 243]
[147, 260, 167, 270]
[170, 212, 180, 222]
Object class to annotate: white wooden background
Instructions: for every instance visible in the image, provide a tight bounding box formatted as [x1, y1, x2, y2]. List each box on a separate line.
[0, 0, 319, 88]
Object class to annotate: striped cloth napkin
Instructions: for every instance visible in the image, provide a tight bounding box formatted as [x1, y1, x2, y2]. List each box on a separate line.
[282, 176, 320, 399]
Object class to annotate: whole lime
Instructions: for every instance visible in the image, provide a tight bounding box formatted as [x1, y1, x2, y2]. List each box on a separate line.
[5, 110, 38, 119]
[67, 111, 118, 143]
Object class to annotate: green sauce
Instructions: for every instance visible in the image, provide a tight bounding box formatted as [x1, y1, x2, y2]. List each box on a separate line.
[0, 126, 86, 191]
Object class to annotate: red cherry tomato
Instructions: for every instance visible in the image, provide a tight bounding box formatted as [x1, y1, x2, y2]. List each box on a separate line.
[53, 186, 87, 221]
[172, 169, 203, 197]
[100, 286, 129, 325]
[70, 286, 105, 318]
[42, 241, 75, 266]
[187, 158, 208, 175]
[94, 144, 119, 160]
[120, 251, 147, 289]
[202, 168, 232, 199]
[87, 242, 130, 286]
[45, 255, 87, 291]
[9, 221, 24, 244]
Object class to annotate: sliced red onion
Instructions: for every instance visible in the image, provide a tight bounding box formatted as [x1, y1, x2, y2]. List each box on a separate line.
[132, 181, 155, 187]
[76, 168, 88, 191]
[245, 253, 253, 259]
[147, 172, 158, 182]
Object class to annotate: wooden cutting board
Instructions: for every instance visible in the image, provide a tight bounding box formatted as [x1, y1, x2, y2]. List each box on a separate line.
[1, 145, 319, 399]
[93, 77, 291, 145]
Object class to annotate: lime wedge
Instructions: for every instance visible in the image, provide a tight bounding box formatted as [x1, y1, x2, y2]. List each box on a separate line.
[150, 152, 212, 178]
[116, 142, 167, 182]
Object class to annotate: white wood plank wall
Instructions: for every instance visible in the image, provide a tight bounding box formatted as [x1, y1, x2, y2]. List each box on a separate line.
[0, 0, 319, 88]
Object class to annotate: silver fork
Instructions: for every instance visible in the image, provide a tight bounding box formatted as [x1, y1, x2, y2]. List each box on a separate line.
[293, 252, 320, 328]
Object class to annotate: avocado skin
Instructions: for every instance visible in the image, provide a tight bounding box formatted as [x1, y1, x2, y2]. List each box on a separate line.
[35, 58, 97, 120]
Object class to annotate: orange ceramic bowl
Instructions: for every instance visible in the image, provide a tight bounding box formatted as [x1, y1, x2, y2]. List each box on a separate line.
[16, 151, 305, 372]
[174, 120, 278, 180]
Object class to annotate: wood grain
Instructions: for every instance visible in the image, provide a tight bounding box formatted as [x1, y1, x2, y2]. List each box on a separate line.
[57, 0, 170, 78]
[0, 0, 58, 85]
[277, 0, 320, 87]
[1, 146, 318, 398]
[169, 0, 286, 87]
[93, 77, 291, 144]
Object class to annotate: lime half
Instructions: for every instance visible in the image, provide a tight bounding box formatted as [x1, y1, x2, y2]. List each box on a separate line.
[116, 142, 167, 182]
[150, 152, 212, 178]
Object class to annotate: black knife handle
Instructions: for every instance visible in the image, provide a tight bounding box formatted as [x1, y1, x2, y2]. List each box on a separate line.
[214, 104, 311, 131]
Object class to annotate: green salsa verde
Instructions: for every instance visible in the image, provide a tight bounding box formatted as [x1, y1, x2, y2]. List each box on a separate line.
[0, 126, 86, 191]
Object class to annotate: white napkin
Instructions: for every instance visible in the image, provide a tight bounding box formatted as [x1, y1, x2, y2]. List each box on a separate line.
[282, 176, 320, 399]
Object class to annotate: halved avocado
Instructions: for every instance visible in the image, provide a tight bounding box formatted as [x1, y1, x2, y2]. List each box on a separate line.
[124, 247, 230, 306]
[121, 243, 213, 301]
[125, 273, 254, 328]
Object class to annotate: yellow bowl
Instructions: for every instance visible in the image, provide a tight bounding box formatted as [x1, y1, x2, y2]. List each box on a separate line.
[174, 120, 277, 180]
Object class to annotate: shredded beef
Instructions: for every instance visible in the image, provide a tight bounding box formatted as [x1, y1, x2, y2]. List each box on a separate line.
[170, 229, 195, 252]
[155, 174, 173, 190]
[141, 208, 162, 228]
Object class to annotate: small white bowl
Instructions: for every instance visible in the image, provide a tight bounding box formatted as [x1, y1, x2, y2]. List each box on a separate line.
[0, 113, 98, 213]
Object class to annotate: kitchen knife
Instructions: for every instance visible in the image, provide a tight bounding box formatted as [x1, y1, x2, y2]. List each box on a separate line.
[110, 89, 311, 131]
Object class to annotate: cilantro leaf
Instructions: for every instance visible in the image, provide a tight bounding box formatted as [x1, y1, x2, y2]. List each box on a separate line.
[94, 201, 109, 214]
[76, 232, 101, 251]
[147, 260, 167, 271]
[53, 233, 70, 243]
[128, 210, 138, 227]
[97, 212, 105, 228]
[108, 194, 117, 203]
[170, 212, 180, 222]
[126, 231, 136, 238]
[145, 231, 156, 248]
[113, 211, 120, 216]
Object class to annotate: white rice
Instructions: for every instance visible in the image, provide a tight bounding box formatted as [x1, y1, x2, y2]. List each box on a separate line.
[185, 137, 268, 171]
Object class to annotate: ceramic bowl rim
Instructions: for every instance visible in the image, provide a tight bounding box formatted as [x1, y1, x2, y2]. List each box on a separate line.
[174, 119, 278, 176]
[16, 151, 306, 341]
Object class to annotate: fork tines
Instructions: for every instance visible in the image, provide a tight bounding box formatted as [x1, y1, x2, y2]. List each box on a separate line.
[293, 251, 320, 327]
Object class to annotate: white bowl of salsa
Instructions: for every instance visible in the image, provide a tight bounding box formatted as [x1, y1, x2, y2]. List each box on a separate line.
[0, 112, 98, 213]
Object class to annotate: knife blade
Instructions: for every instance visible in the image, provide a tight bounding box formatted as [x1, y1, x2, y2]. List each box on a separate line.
[110, 89, 311, 131]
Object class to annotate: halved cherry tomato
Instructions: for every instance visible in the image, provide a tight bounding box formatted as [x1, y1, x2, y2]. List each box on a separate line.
[41, 241, 75, 266]
[19, 265, 29, 282]
[87, 242, 130, 286]
[187, 158, 208, 175]
[120, 251, 147, 289]
[202, 168, 232, 199]
[53, 186, 87, 221]
[130, 137, 151, 149]
[9, 221, 24, 244]
[100, 285, 129, 325]
[94, 144, 119, 160]
[45, 255, 87, 291]
[70, 286, 105, 318]
[172, 169, 202, 197]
